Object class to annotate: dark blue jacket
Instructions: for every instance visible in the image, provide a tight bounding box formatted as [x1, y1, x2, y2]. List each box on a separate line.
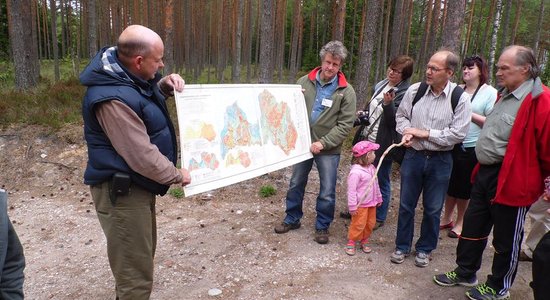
[0, 189, 25, 299]
[80, 47, 178, 196]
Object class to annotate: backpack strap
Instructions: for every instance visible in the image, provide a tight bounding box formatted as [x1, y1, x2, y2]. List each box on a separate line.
[451, 85, 464, 113]
[412, 82, 429, 107]
[412, 82, 464, 114]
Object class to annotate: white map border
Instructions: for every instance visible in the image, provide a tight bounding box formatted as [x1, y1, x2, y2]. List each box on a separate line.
[175, 84, 312, 197]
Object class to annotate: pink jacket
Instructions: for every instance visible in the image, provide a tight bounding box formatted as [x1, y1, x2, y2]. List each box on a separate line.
[347, 164, 383, 212]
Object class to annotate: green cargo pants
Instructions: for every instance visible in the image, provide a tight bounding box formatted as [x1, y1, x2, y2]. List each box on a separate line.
[91, 181, 157, 300]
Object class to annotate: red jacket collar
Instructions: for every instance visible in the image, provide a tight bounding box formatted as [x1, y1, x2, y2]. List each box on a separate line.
[307, 67, 349, 88]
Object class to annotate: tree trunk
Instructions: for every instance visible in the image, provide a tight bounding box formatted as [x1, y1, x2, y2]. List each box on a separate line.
[417, 0, 433, 74]
[481, 0, 496, 57]
[50, 0, 60, 81]
[274, 0, 286, 82]
[384, 0, 392, 67]
[389, 0, 404, 59]
[463, 0, 476, 57]
[254, 1, 261, 78]
[509, 0, 522, 44]
[355, 0, 382, 109]
[42, 0, 50, 59]
[426, 0, 441, 59]
[232, 0, 243, 83]
[403, 0, 414, 56]
[288, 0, 303, 83]
[331, 0, 346, 42]
[35, 0, 42, 59]
[258, 0, 274, 83]
[87, 0, 97, 57]
[347, 0, 359, 75]
[7, 0, 40, 90]
[488, 0, 503, 85]
[532, 0, 544, 52]
[244, 0, 254, 83]
[500, 0, 512, 52]
[441, 0, 465, 53]
[163, 0, 174, 74]
[60, 0, 66, 57]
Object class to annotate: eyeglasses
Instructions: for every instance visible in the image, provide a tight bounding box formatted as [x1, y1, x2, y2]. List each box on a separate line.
[426, 65, 447, 73]
[388, 68, 403, 74]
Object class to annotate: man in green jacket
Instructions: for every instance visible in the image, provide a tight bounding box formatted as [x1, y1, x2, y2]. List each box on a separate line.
[274, 40, 357, 244]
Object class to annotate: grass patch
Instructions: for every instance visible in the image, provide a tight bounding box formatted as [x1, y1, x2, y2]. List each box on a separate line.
[0, 76, 85, 129]
[259, 184, 277, 197]
[168, 187, 185, 198]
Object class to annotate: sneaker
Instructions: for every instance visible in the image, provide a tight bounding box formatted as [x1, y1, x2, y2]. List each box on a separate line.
[345, 240, 356, 256]
[360, 239, 372, 253]
[314, 229, 329, 244]
[274, 222, 301, 234]
[414, 252, 431, 268]
[373, 221, 384, 230]
[465, 283, 510, 300]
[433, 271, 478, 287]
[361, 244, 372, 253]
[390, 250, 410, 264]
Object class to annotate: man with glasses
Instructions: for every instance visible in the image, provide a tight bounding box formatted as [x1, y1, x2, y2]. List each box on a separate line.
[434, 45, 550, 300]
[391, 50, 472, 267]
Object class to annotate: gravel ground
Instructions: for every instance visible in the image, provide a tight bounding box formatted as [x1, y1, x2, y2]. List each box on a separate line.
[0, 125, 535, 299]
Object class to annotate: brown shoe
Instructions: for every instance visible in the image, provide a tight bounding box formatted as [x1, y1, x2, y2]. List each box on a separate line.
[373, 221, 384, 230]
[518, 250, 533, 262]
[274, 222, 301, 234]
[314, 229, 329, 244]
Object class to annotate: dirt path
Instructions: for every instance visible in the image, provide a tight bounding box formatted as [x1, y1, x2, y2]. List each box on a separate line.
[0, 125, 534, 299]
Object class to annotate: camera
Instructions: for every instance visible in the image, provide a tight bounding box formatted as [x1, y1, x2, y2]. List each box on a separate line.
[354, 110, 370, 126]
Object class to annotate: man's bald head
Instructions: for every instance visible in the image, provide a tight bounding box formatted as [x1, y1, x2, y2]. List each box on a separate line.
[116, 25, 165, 81]
[117, 25, 163, 58]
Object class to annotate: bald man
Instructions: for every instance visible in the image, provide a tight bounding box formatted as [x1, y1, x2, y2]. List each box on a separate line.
[80, 25, 191, 299]
[434, 45, 550, 300]
[392, 50, 471, 268]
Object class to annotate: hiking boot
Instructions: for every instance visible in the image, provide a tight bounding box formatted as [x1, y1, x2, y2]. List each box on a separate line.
[390, 250, 410, 264]
[314, 229, 329, 244]
[466, 283, 510, 300]
[414, 252, 431, 268]
[373, 221, 384, 230]
[274, 222, 301, 234]
[433, 271, 478, 287]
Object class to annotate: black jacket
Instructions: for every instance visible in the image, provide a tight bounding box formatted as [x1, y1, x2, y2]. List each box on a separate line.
[352, 78, 410, 164]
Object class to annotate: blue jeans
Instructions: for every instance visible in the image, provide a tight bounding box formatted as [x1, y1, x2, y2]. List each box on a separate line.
[284, 154, 340, 230]
[395, 149, 452, 254]
[375, 159, 393, 223]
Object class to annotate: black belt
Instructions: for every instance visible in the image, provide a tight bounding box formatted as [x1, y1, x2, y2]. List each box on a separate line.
[412, 148, 451, 157]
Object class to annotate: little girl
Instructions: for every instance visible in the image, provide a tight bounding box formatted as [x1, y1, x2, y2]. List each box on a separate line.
[345, 141, 383, 255]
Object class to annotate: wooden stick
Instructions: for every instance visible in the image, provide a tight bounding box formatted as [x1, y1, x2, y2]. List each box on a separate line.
[356, 141, 405, 206]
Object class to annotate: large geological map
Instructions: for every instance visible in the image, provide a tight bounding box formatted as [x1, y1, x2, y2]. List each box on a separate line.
[175, 84, 312, 196]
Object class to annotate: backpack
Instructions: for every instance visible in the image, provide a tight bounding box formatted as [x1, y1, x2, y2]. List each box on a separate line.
[412, 81, 464, 114]
[386, 82, 463, 164]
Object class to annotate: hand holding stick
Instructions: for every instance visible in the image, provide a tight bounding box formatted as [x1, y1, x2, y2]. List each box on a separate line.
[357, 141, 405, 206]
